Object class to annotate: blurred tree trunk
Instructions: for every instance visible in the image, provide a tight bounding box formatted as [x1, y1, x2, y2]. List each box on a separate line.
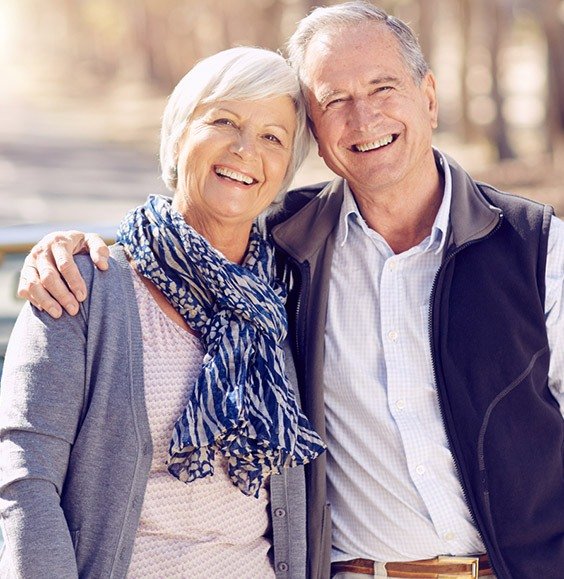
[417, 0, 436, 66]
[486, 0, 514, 160]
[537, 0, 564, 158]
[299, 0, 319, 17]
[458, 0, 473, 140]
[256, 0, 286, 50]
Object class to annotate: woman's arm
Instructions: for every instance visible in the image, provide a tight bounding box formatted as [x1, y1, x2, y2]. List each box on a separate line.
[0, 300, 88, 577]
[17, 230, 109, 317]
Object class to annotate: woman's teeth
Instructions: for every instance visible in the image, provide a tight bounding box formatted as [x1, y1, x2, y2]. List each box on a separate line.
[215, 167, 254, 184]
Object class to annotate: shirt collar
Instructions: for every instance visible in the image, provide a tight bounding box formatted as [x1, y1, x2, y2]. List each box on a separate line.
[336, 181, 362, 247]
[337, 148, 452, 255]
[426, 149, 452, 254]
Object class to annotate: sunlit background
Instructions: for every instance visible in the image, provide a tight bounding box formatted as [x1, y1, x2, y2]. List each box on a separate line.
[1, 0, 564, 550]
[0, 0, 564, 546]
[1, 0, 564, 226]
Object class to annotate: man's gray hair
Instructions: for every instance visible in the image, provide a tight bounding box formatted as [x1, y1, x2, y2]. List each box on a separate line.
[286, 1, 429, 87]
[160, 46, 311, 197]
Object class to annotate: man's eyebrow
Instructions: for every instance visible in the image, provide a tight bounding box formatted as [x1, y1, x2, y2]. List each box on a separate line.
[369, 75, 401, 86]
[317, 75, 402, 107]
[317, 89, 346, 108]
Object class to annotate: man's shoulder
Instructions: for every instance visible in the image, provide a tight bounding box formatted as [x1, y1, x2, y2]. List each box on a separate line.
[476, 180, 551, 212]
[266, 181, 331, 229]
[474, 181, 555, 234]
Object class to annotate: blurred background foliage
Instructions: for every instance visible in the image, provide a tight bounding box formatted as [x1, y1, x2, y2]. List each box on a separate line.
[1, 0, 564, 213]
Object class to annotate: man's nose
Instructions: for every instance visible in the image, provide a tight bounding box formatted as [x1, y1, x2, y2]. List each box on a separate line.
[349, 98, 380, 130]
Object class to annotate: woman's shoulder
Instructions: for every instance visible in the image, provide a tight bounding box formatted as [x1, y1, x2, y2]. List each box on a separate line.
[74, 244, 129, 281]
[75, 244, 135, 307]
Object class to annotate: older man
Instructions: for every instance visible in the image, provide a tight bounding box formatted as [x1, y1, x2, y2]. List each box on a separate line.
[17, 3, 564, 579]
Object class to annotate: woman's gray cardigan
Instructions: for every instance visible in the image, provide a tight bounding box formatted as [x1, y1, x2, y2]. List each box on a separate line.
[0, 246, 306, 578]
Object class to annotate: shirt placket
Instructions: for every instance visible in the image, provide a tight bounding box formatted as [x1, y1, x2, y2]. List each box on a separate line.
[380, 247, 473, 552]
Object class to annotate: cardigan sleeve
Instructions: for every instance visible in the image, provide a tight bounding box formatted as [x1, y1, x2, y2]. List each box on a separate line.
[0, 299, 88, 578]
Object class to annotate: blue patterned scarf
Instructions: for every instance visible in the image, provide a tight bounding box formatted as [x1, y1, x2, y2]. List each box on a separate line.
[117, 195, 325, 496]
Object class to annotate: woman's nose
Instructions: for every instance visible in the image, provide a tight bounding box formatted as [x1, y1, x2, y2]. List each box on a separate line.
[230, 130, 256, 158]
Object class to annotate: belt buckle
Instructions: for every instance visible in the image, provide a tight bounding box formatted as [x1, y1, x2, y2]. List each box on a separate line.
[436, 556, 480, 579]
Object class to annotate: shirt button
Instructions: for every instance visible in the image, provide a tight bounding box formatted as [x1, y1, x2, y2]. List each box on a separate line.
[415, 464, 426, 476]
[277, 562, 289, 572]
[387, 330, 399, 342]
[395, 399, 406, 411]
[443, 531, 456, 541]
[274, 508, 286, 518]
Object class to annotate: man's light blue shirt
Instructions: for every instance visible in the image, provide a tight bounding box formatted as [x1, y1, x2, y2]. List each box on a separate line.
[324, 151, 564, 562]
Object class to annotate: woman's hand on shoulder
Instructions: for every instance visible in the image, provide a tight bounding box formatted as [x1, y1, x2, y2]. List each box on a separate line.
[17, 231, 110, 318]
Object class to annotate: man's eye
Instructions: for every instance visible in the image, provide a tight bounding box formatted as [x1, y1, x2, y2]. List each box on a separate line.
[326, 98, 345, 108]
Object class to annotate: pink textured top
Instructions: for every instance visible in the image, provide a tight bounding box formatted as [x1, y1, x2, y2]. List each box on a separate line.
[127, 272, 275, 578]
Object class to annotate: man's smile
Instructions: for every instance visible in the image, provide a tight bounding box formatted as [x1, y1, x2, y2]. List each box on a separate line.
[351, 134, 397, 152]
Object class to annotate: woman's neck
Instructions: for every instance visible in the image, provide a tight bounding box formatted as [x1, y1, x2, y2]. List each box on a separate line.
[187, 216, 251, 264]
[172, 199, 252, 264]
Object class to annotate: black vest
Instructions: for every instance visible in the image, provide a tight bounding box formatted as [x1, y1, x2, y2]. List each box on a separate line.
[432, 187, 563, 578]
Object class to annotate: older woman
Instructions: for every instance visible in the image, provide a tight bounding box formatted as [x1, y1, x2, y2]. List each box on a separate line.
[0, 47, 324, 578]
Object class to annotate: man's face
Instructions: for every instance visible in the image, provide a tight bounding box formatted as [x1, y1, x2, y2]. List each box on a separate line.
[302, 22, 438, 199]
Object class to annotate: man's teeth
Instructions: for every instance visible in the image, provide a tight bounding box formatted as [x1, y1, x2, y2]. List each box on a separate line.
[215, 167, 254, 184]
[355, 135, 394, 152]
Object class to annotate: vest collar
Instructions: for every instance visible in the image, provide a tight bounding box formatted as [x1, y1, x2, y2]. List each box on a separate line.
[272, 151, 502, 262]
[272, 177, 345, 262]
[441, 151, 503, 248]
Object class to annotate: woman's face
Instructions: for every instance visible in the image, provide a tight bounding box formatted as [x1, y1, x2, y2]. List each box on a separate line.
[173, 96, 296, 229]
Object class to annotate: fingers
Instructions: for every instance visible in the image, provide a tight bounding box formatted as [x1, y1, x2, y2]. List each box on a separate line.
[49, 232, 89, 304]
[32, 235, 82, 316]
[17, 230, 112, 318]
[17, 231, 87, 317]
[17, 258, 65, 318]
[84, 233, 110, 271]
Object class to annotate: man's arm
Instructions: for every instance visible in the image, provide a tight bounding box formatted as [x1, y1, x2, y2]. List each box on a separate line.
[17, 231, 110, 317]
[545, 215, 564, 415]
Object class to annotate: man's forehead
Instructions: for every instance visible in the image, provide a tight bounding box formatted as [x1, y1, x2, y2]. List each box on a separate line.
[302, 23, 402, 77]
[302, 27, 407, 95]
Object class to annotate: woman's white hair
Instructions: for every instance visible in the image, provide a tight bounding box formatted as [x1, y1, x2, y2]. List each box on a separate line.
[160, 46, 311, 198]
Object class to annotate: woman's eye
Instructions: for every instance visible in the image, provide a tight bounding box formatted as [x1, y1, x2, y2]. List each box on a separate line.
[213, 118, 236, 127]
[264, 134, 282, 145]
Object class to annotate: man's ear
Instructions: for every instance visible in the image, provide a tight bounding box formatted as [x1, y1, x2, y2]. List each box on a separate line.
[307, 118, 322, 156]
[423, 71, 439, 129]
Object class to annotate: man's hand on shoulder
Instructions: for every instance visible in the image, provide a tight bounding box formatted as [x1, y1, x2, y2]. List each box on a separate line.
[17, 231, 110, 318]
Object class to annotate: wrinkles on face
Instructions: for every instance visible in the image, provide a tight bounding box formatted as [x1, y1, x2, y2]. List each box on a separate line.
[303, 23, 438, 202]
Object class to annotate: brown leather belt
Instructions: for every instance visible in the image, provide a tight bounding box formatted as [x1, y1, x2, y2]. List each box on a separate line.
[330, 554, 492, 578]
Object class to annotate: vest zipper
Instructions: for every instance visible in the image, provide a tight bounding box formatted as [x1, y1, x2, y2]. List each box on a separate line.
[427, 214, 503, 577]
[291, 258, 310, 369]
